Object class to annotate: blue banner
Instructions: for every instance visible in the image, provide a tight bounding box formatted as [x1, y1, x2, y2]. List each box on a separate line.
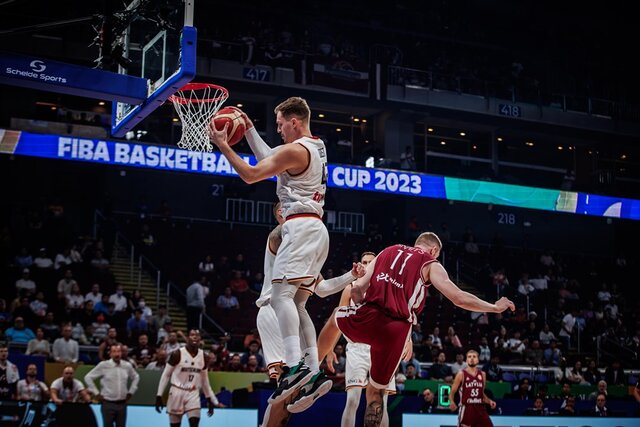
[0, 51, 146, 104]
[2, 129, 639, 221]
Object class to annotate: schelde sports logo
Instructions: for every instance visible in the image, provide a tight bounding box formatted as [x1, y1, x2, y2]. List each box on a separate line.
[5, 59, 66, 83]
[30, 60, 46, 73]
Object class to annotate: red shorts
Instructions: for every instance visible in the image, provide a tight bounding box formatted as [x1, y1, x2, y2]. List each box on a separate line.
[459, 404, 493, 427]
[335, 303, 411, 388]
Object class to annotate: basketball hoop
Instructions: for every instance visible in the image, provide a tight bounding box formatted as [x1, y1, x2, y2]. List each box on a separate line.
[169, 82, 229, 151]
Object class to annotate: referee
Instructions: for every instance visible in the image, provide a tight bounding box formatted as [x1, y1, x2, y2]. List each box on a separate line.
[85, 344, 140, 427]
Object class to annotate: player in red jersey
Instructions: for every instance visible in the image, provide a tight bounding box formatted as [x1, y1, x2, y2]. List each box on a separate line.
[334, 232, 515, 427]
[449, 349, 496, 427]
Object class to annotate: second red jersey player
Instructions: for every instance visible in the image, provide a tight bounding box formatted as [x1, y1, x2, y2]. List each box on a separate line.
[449, 350, 496, 427]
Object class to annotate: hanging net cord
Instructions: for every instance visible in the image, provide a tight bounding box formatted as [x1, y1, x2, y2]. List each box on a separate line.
[170, 85, 228, 152]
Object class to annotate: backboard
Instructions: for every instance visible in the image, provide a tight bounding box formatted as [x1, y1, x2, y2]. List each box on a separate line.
[112, 0, 196, 137]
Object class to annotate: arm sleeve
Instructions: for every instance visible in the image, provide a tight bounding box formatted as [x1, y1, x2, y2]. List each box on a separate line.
[245, 127, 273, 160]
[84, 364, 101, 395]
[128, 364, 140, 395]
[156, 363, 176, 396]
[200, 370, 218, 404]
[315, 271, 355, 298]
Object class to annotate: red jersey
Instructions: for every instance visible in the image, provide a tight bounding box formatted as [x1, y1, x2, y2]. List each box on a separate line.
[459, 369, 485, 405]
[363, 244, 437, 323]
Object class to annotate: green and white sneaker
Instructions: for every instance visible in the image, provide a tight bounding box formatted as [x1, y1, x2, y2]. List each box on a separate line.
[268, 360, 314, 405]
[286, 371, 333, 413]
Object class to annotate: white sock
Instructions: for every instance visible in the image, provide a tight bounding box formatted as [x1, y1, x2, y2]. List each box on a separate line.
[283, 336, 302, 367]
[302, 346, 320, 372]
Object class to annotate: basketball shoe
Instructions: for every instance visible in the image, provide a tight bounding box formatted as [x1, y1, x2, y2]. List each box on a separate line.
[286, 370, 333, 413]
[267, 360, 313, 404]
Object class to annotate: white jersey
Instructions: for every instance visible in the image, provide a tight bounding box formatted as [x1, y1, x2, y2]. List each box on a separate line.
[256, 241, 276, 307]
[276, 137, 327, 218]
[171, 347, 206, 390]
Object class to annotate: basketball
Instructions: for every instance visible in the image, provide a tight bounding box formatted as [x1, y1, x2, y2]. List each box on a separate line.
[212, 106, 246, 146]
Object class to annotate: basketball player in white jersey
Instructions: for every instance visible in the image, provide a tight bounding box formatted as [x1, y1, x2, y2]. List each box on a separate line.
[259, 202, 366, 424]
[210, 97, 330, 407]
[156, 329, 219, 427]
[316, 251, 399, 427]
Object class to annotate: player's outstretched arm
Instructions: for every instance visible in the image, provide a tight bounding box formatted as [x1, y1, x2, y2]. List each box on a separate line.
[315, 262, 364, 298]
[427, 263, 515, 313]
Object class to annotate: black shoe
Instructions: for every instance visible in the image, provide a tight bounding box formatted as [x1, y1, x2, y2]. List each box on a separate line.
[267, 360, 313, 404]
[286, 370, 333, 413]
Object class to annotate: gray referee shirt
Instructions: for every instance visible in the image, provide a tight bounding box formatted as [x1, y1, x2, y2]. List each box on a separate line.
[84, 359, 140, 401]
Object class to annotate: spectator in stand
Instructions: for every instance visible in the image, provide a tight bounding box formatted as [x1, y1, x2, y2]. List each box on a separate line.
[478, 337, 491, 363]
[216, 287, 239, 310]
[566, 360, 589, 385]
[245, 355, 265, 373]
[539, 251, 555, 268]
[26, 328, 51, 357]
[40, 312, 60, 341]
[524, 339, 544, 366]
[145, 349, 167, 371]
[517, 273, 535, 302]
[13, 295, 35, 326]
[250, 272, 264, 293]
[130, 333, 155, 368]
[136, 297, 152, 320]
[5, 317, 35, 344]
[206, 352, 223, 372]
[66, 283, 85, 315]
[50, 366, 91, 403]
[505, 330, 526, 362]
[444, 326, 463, 348]
[94, 294, 110, 315]
[198, 254, 215, 278]
[589, 392, 611, 417]
[524, 397, 547, 415]
[53, 324, 79, 364]
[225, 353, 244, 372]
[186, 277, 208, 330]
[539, 323, 556, 346]
[216, 255, 231, 282]
[482, 355, 503, 382]
[98, 327, 118, 361]
[558, 307, 578, 350]
[559, 395, 577, 416]
[240, 339, 265, 368]
[69, 243, 83, 264]
[543, 339, 562, 366]
[90, 249, 110, 272]
[121, 344, 137, 368]
[420, 387, 446, 413]
[430, 351, 453, 382]
[128, 290, 143, 312]
[16, 363, 49, 401]
[524, 319, 539, 342]
[15, 268, 36, 296]
[160, 331, 182, 354]
[508, 377, 534, 400]
[604, 359, 625, 386]
[79, 300, 96, 327]
[91, 313, 110, 345]
[428, 327, 443, 350]
[597, 283, 612, 304]
[33, 248, 54, 270]
[399, 145, 416, 170]
[604, 297, 620, 321]
[243, 328, 261, 350]
[54, 248, 73, 270]
[14, 247, 33, 270]
[30, 291, 48, 320]
[583, 359, 602, 385]
[450, 353, 467, 375]
[0, 299, 10, 331]
[85, 283, 103, 306]
[588, 380, 608, 400]
[230, 253, 248, 276]
[149, 304, 171, 334]
[57, 270, 78, 297]
[109, 285, 128, 312]
[126, 309, 148, 343]
[228, 270, 249, 293]
[492, 268, 510, 299]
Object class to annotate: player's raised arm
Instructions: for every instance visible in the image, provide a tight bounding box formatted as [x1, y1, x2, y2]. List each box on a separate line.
[427, 262, 515, 313]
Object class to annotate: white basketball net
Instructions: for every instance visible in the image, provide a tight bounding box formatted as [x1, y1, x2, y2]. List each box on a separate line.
[169, 83, 229, 152]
